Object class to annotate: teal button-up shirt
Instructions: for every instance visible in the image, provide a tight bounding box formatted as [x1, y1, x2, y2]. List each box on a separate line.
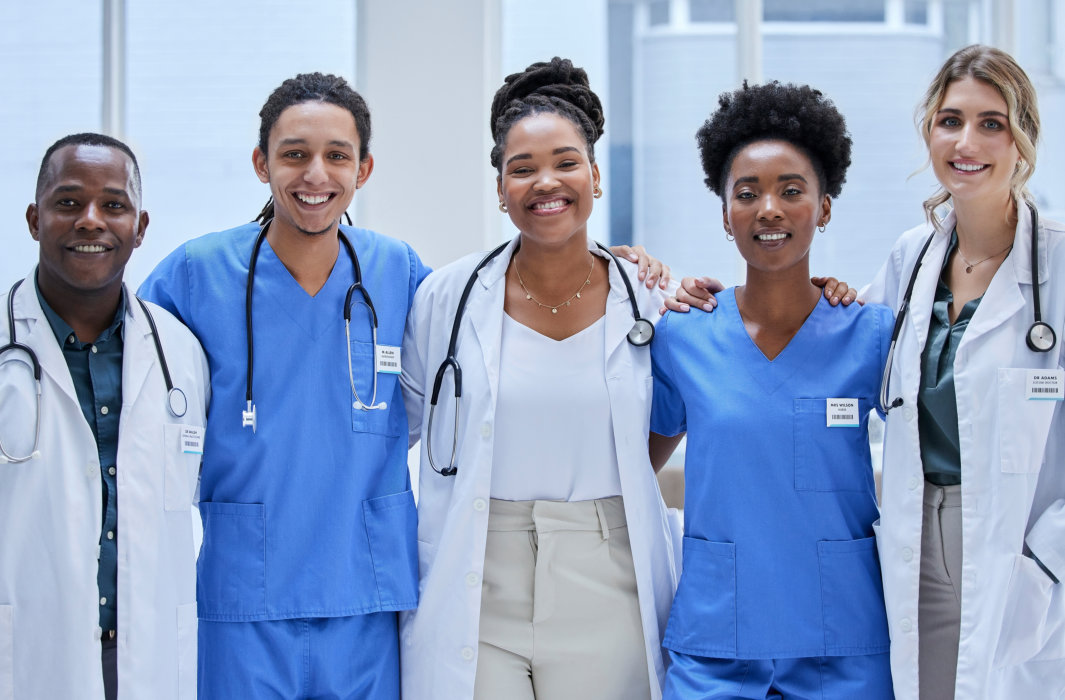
[35, 274, 125, 631]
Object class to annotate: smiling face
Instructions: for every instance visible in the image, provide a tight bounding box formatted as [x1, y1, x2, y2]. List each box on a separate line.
[928, 77, 1020, 209]
[253, 100, 373, 239]
[722, 139, 830, 275]
[28, 144, 147, 304]
[497, 112, 600, 248]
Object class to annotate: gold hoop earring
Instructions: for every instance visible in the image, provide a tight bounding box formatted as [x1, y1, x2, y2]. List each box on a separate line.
[593, 186, 603, 199]
[499, 201, 508, 213]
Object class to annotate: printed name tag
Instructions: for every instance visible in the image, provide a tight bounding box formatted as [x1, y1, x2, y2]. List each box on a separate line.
[826, 398, 859, 427]
[1026, 370, 1064, 401]
[181, 426, 204, 455]
[376, 345, 402, 375]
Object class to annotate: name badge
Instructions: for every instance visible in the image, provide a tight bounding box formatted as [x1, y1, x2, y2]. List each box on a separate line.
[1026, 370, 1064, 401]
[826, 398, 859, 427]
[376, 345, 402, 375]
[181, 426, 204, 455]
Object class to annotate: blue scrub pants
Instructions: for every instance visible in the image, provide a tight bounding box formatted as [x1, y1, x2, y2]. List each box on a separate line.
[663, 650, 893, 700]
[198, 612, 400, 699]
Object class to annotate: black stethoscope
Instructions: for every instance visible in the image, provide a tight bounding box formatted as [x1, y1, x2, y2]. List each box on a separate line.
[0, 278, 187, 464]
[879, 201, 1056, 413]
[426, 241, 655, 476]
[241, 218, 382, 434]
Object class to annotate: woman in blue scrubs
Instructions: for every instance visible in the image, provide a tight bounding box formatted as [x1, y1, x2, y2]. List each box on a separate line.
[649, 82, 895, 699]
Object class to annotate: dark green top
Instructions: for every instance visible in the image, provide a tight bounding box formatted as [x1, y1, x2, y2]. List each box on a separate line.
[918, 231, 983, 486]
[36, 274, 125, 631]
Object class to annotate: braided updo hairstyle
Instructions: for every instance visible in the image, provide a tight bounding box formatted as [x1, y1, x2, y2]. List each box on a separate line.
[697, 81, 852, 200]
[489, 57, 604, 171]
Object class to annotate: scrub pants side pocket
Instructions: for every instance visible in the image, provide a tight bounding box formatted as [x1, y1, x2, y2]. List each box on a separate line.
[0, 605, 11, 700]
[993, 553, 1058, 667]
[997, 368, 1058, 473]
[664, 537, 737, 656]
[794, 398, 873, 492]
[197, 502, 266, 618]
[176, 602, 197, 700]
[363, 490, 419, 610]
[163, 423, 202, 511]
[818, 536, 890, 655]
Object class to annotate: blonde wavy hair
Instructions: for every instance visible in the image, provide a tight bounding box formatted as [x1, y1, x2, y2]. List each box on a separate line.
[916, 44, 1039, 228]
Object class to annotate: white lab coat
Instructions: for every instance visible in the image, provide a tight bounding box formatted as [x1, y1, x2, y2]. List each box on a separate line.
[865, 206, 1065, 699]
[399, 237, 680, 700]
[0, 274, 210, 700]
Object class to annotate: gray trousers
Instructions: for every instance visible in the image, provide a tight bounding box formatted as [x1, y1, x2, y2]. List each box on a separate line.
[918, 482, 962, 700]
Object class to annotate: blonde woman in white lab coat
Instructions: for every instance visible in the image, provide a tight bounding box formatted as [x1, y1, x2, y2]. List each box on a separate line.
[400, 58, 679, 700]
[864, 45, 1065, 699]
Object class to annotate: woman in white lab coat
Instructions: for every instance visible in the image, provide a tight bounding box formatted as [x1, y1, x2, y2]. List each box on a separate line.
[863, 45, 1065, 699]
[400, 58, 679, 700]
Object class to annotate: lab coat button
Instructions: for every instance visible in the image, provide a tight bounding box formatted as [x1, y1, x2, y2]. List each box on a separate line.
[907, 476, 920, 491]
[900, 618, 913, 633]
[480, 422, 492, 439]
[903, 407, 914, 422]
[465, 572, 479, 587]
[902, 547, 913, 562]
[461, 646, 474, 661]
[86, 465, 96, 478]
[473, 498, 487, 512]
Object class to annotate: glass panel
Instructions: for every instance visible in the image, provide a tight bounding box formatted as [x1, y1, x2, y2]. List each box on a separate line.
[649, 0, 670, 26]
[764, 0, 885, 22]
[690, 0, 735, 22]
[905, 0, 929, 24]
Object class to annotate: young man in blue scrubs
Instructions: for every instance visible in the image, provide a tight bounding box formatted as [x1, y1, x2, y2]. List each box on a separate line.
[140, 74, 428, 698]
[1, 133, 209, 700]
[649, 82, 894, 699]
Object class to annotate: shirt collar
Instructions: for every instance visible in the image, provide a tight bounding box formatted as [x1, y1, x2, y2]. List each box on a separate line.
[34, 271, 127, 349]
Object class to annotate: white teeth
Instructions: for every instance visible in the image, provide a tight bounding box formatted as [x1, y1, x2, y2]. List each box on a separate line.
[756, 233, 788, 241]
[296, 193, 330, 205]
[952, 162, 987, 172]
[532, 199, 567, 211]
[73, 244, 107, 253]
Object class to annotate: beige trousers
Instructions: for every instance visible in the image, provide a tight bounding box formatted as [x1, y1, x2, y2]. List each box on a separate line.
[918, 482, 963, 700]
[474, 497, 651, 700]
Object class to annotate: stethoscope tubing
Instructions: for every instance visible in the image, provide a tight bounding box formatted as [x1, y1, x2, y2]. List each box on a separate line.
[425, 240, 653, 477]
[879, 201, 1054, 414]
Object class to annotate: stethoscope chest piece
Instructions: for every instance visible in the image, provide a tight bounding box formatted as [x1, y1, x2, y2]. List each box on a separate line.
[167, 387, 188, 418]
[1027, 321, 1056, 353]
[628, 318, 655, 346]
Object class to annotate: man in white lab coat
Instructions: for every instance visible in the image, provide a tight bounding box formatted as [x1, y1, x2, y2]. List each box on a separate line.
[0, 133, 210, 699]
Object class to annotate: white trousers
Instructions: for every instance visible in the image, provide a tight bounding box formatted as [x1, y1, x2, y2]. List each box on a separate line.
[474, 497, 651, 700]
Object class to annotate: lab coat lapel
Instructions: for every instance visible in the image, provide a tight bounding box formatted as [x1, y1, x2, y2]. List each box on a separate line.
[465, 240, 515, 406]
[960, 224, 1027, 349]
[121, 296, 156, 409]
[599, 245, 634, 365]
[903, 219, 952, 364]
[12, 274, 80, 407]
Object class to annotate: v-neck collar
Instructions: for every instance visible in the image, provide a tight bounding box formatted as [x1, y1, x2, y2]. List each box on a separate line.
[254, 236, 354, 340]
[722, 288, 825, 395]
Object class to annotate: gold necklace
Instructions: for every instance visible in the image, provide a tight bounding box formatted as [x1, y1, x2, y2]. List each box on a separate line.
[959, 242, 1014, 273]
[514, 254, 595, 314]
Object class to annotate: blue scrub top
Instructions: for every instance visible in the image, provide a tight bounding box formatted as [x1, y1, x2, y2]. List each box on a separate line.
[140, 222, 431, 622]
[651, 289, 893, 659]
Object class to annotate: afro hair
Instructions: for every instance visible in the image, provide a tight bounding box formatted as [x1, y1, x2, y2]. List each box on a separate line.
[696, 81, 851, 199]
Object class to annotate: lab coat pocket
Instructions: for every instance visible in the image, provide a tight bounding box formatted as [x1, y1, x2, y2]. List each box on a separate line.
[993, 553, 1057, 667]
[163, 423, 202, 511]
[349, 341, 403, 438]
[794, 398, 874, 492]
[176, 602, 197, 700]
[363, 490, 419, 609]
[663, 537, 736, 656]
[818, 536, 890, 655]
[197, 502, 266, 618]
[998, 368, 1058, 473]
[0, 604, 11, 700]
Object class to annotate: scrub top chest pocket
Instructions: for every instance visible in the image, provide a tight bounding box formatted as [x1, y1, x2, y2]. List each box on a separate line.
[348, 340, 403, 437]
[793, 397, 874, 492]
